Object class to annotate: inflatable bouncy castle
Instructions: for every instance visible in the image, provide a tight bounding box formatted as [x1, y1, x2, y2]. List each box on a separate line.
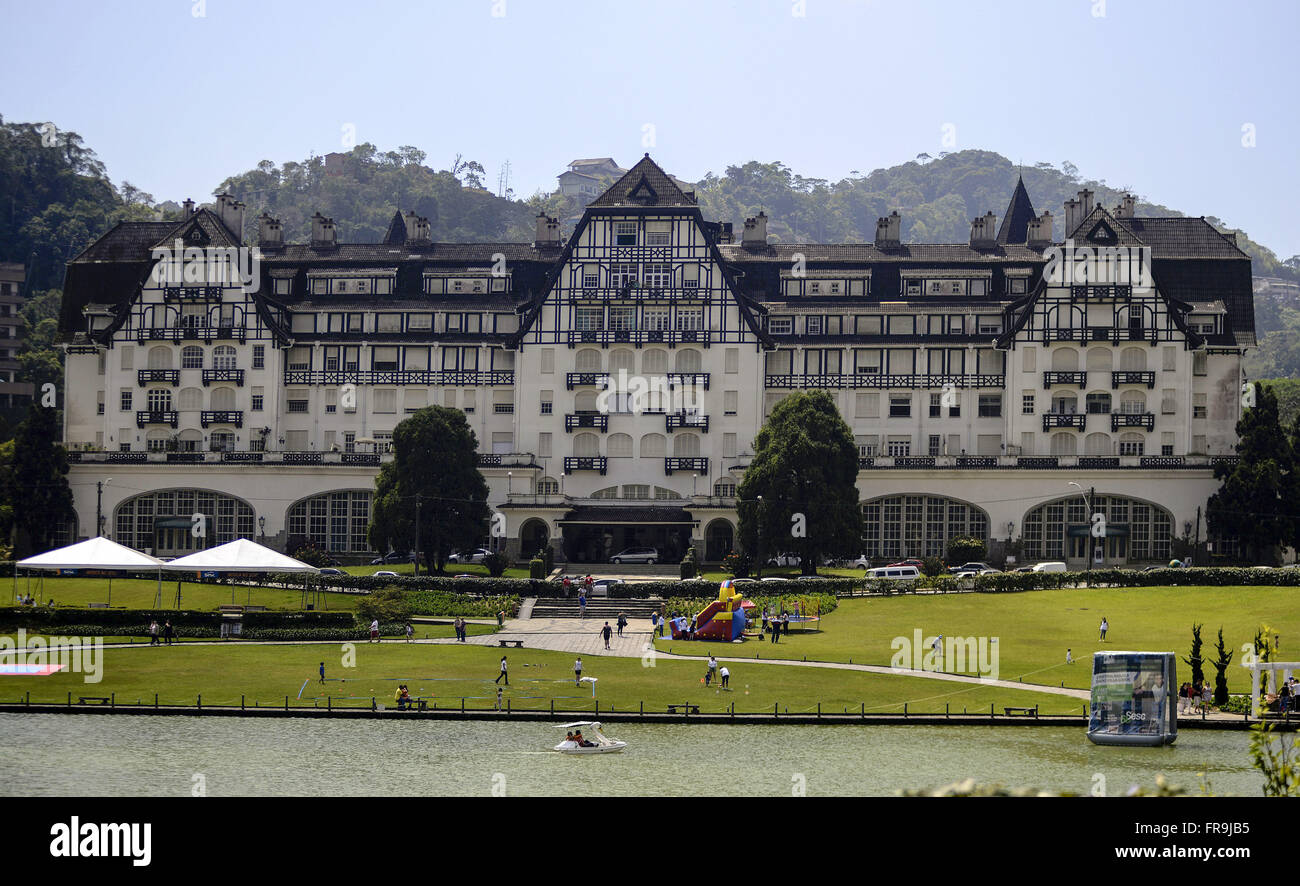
[668, 579, 748, 642]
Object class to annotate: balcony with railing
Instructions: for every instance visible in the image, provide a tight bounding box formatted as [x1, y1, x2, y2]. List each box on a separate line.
[665, 412, 709, 432]
[563, 456, 607, 475]
[477, 452, 540, 468]
[1042, 371, 1088, 389]
[1111, 371, 1156, 389]
[567, 329, 710, 347]
[161, 285, 224, 302]
[566, 372, 609, 389]
[135, 410, 178, 428]
[201, 410, 244, 428]
[666, 372, 710, 390]
[202, 368, 245, 386]
[664, 457, 709, 475]
[136, 324, 245, 344]
[137, 369, 179, 386]
[572, 286, 709, 301]
[1042, 413, 1086, 431]
[564, 412, 609, 432]
[764, 373, 1004, 390]
[1111, 412, 1155, 431]
[282, 369, 514, 386]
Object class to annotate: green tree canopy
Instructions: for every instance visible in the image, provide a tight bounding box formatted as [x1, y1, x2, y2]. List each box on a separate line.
[736, 390, 862, 575]
[1206, 384, 1297, 563]
[5, 403, 75, 555]
[368, 406, 490, 573]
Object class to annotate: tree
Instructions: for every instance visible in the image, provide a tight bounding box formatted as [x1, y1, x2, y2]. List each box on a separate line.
[737, 391, 862, 576]
[1182, 623, 1205, 688]
[5, 403, 75, 555]
[367, 406, 490, 573]
[1206, 383, 1296, 563]
[1212, 627, 1234, 707]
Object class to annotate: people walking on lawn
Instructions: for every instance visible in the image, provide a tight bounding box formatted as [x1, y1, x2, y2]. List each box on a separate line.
[719, 665, 730, 689]
[574, 657, 583, 686]
[495, 686, 503, 711]
[770, 617, 780, 644]
[706, 655, 718, 687]
[1099, 617, 1108, 641]
[1066, 648, 1074, 665]
[495, 655, 508, 685]
[163, 621, 175, 646]
[405, 622, 414, 643]
[319, 662, 326, 684]
[496, 609, 505, 628]
[601, 621, 613, 650]
[149, 620, 160, 646]
[578, 591, 587, 619]
[370, 619, 380, 643]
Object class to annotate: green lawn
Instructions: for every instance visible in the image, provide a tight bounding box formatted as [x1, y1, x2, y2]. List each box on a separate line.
[6, 576, 363, 612]
[656, 585, 1296, 694]
[2, 641, 1080, 715]
[0, 623, 498, 645]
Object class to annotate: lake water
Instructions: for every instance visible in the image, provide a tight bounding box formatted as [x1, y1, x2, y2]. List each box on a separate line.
[0, 714, 1263, 797]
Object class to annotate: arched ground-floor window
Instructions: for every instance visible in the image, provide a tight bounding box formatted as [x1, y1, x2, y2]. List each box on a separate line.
[114, 488, 255, 555]
[860, 494, 988, 560]
[1021, 494, 1172, 565]
[286, 490, 372, 553]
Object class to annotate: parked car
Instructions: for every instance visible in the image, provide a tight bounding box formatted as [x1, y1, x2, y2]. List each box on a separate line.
[590, 578, 626, 596]
[888, 559, 924, 569]
[766, 553, 800, 567]
[371, 551, 414, 565]
[760, 576, 794, 582]
[448, 548, 491, 564]
[1030, 561, 1068, 573]
[796, 574, 829, 580]
[949, 562, 997, 574]
[318, 568, 345, 576]
[373, 570, 400, 578]
[609, 547, 659, 565]
[852, 555, 871, 569]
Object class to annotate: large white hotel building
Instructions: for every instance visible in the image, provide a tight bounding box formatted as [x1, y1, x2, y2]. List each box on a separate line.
[58, 156, 1253, 567]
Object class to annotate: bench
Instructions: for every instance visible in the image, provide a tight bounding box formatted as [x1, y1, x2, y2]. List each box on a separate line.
[244, 605, 267, 612]
[667, 704, 700, 714]
[394, 699, 429, 712]
[78, 696, 111, 705]
[1004, 706, 1038, 717]
[498, 639, 524, 648]
[87, 602, 109, 609]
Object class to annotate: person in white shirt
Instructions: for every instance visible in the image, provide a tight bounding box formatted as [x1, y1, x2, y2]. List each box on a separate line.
[719, 665, 730, 689]
[574, 657, 583, 686]
[1066, 648, 1074, 665]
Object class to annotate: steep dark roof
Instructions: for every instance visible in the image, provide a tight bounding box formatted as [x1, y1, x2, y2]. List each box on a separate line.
[996, 176, 1036, 244]
[1120, 217, 1249, 259]
[382, 211, 407, 245]
[588, 154, 695, 207]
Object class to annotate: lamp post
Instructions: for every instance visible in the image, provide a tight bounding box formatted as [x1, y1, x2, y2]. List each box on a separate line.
[96, 478, 113, 538]
[258, 515, 266, 544]
[755, 495, 764, 579]
[1068, 481, 1095, 571]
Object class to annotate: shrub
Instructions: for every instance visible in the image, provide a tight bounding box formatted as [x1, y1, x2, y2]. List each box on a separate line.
[529, 558, 546, 579]
[482, 552, 509, 577]
[722, 550, 751, 578]
[290, 542, 334, 568]
[920, 556, 946, 577]
[679, 546, 698, 580]
[946, 536, 987, 564]
[355, 588, 411, 624]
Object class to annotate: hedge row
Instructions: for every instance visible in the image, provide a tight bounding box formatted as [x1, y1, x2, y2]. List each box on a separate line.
[658, 592, 840, 619]
[402, 592, 521, 618]
[958, 567, 1300, 593]
[10, 621, 410, 641]
[0, 608, 355, 629]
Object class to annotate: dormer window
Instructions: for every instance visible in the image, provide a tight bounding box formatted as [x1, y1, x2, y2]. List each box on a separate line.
[615, 222, 637, 246]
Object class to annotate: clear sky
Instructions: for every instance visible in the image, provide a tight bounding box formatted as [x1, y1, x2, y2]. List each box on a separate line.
[3, 0, 1297, 256]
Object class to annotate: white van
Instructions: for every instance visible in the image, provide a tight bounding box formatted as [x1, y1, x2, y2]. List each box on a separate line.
[1030, 561, 1068, 573]
[866, 565, 921, 581]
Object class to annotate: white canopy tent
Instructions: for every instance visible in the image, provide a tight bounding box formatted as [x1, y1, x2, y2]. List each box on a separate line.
[14, 536, 166, 606]
[163, 539, 322, 608]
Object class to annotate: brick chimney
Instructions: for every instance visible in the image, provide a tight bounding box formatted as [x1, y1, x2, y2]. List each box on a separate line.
[1063, 197, 1082, 237]
[970, 211, 997, 247]
[1114, 194, 1136, 219]
[182, 198, 195, 216]
[1027, 210, 1053, 249]
[534, 213, 560, 248]
[403, 210, 431, 244]
[874, 211, 901, 249]
[742, 211, 769, 247]
[310, 212, 336, 248]
[214, 193, 246, 240]
[257, 212, 283, 249]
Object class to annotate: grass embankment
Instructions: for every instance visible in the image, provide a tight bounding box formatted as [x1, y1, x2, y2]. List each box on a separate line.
[1, 642, 1079, 716]
[656, 585, 1296, 694]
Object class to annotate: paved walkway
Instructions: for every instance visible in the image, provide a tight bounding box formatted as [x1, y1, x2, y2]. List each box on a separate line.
[429, 616, 654, 658]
